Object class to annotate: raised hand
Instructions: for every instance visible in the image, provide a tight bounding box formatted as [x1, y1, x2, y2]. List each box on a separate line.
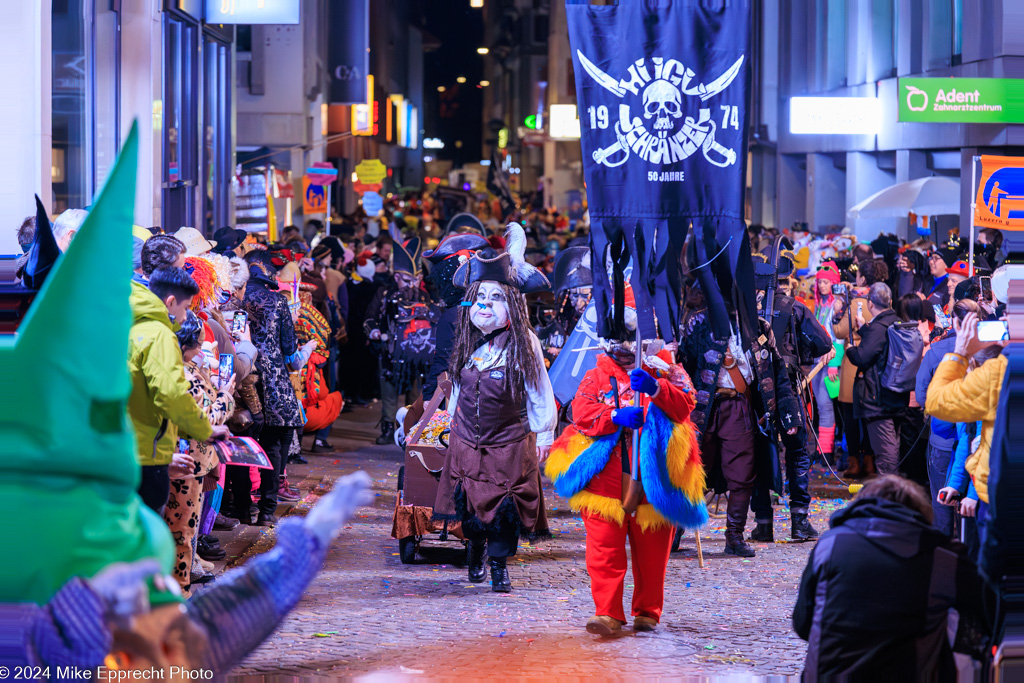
[304, 471, 375, 544]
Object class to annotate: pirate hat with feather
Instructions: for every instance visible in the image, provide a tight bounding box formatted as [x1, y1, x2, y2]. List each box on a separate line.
[452, 222, 550, 293]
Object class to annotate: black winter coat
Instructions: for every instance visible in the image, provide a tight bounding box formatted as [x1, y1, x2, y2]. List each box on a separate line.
[794, 497, 984, 682]
[846, 308, 910, 419]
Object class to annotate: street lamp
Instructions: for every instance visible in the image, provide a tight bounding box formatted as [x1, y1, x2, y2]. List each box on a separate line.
[479, 80, 490, 87]
[437, 86, 446, 92]
[470, 0, 483, 7]
[456, 76, 467, 84]
[477, 47, 489, 54]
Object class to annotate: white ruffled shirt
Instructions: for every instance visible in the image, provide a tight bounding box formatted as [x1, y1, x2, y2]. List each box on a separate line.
[449, 331, 557, 447]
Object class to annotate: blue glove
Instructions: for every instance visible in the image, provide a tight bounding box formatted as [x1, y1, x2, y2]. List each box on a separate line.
[611, 406, 644, 429]
[630, 368, 659, 396]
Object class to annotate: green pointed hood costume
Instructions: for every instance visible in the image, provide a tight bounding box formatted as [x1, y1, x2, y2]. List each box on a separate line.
[0, 123, 176, 604]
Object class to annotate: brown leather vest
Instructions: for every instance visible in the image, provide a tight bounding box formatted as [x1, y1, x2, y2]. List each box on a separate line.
[451, 363, 529, 448]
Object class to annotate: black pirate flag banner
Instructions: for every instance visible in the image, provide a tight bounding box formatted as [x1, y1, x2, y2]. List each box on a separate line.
[567, 0, 756, 343]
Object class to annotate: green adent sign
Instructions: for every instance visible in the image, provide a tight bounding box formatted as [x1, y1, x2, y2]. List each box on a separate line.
[898, 78, 1024, 124]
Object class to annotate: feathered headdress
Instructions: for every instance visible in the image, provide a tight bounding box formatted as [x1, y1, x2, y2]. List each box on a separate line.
[183, 256, 220, 311]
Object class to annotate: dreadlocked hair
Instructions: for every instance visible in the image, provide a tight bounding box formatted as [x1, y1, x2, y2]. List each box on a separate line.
[449, 281, 541, 401]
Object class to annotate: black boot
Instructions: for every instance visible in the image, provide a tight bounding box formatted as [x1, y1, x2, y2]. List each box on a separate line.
[375, 420, 395, 446]
[750, 522, 774, 543]
[791, 512, 819, 541]
[671, 526, 684, 552]
[724, 489, 756, 558]
[311, 439, 333, 454]
[467, 539, 487, 583]
[489, 558, 511, 593]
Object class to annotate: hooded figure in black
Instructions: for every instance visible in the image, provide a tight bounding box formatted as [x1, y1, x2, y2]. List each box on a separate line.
[750, 245, 832, 544]
[364, 237, 438, 444]
[794, 476, 987, 681]
[537, 246, 592, 364]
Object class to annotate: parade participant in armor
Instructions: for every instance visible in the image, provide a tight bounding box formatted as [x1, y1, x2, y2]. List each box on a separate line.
[421, 232, 490, 399]
[537, 245, 592, 362]
[364, 238, 438, 445]
[546, 287, 706, 635]
[677, 280, 803, 558]
[434, 223, 556, 593]
[751, 249, 832, 543]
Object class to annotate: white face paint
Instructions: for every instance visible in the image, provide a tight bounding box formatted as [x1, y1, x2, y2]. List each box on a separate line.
[470, 281, 510, 334]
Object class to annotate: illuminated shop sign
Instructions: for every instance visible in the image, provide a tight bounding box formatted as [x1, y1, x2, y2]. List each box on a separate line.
[789, 97, 881, 135]
[898, 78, 1024, 124]
[205, 0, 299, 24]
[550, 104, 581, 139]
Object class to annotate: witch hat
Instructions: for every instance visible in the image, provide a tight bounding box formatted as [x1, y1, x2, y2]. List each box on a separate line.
[393, 237, 423, 277]
[21, 195, 61, 290]
[0, 122, 176, 605]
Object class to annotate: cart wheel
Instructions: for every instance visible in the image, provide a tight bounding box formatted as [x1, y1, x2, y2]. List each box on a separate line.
[398, 536, 416, 564]
[397, 465, 405, 492]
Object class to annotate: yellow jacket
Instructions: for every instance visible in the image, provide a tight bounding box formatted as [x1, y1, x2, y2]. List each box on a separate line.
[924, 354, 1007, 503]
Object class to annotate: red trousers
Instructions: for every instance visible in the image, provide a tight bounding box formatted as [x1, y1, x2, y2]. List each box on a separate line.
[582, 511, 674, 623]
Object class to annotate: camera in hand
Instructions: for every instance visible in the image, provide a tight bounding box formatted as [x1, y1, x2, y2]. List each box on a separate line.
[832, 283, 848, 296]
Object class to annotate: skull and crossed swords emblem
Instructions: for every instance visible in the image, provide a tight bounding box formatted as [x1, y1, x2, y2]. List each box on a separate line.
[576, 50, 745, 169]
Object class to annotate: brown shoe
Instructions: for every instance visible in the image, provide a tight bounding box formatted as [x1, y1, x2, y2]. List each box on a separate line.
[864, 454, 878, 476]
[586, 615, 623, 635]
[844, 456, 862, 479]
[633, 616, 658, 632]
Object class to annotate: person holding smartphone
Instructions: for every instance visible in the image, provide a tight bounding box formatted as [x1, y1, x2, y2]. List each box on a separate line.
[925, 309, 1011, 538]
[167, 311, 236, 595]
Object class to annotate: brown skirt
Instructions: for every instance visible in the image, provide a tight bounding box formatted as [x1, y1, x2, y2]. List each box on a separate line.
[434, 432, 548, 537]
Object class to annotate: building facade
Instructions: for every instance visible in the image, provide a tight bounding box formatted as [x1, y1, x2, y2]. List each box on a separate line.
[1, 0, 237, 254]
[752, 0, 1024, 240]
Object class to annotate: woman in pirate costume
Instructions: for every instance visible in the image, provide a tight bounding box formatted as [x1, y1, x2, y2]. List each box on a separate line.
[434, 223, 556, 593]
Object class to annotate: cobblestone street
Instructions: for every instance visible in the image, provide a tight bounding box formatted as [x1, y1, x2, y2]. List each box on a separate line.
[222, 404, 853, 680]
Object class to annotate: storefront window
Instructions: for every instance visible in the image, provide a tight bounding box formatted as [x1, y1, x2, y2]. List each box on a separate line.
[813, 0, 846, 91]
[163, 13, 199, 231]
[52, 0, 88, 213]
[926, 0, 953, 70]
[952, 0, 963, 60]
[202, 36, 232, 233]
[869, 0, 895, 81]
[51, 0, 119, 214]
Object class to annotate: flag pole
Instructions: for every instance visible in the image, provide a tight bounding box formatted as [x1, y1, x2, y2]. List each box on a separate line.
[969, 156, 978, 277]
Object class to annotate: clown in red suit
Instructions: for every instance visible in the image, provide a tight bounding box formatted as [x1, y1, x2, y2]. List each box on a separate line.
[546, 297, 706, 635]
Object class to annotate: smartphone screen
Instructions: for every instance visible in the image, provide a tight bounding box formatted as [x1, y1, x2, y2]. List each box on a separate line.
[980, 276, 992, 301]
[178, 438, 189, 454]
[977, 320, 1008, 343]
[218, 353, 234, 387]
[857, 302, 864, 317]
[231, 311, 247, 337]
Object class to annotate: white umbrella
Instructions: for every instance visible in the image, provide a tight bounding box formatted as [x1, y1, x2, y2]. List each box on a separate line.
[847, 176, 961, 219]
